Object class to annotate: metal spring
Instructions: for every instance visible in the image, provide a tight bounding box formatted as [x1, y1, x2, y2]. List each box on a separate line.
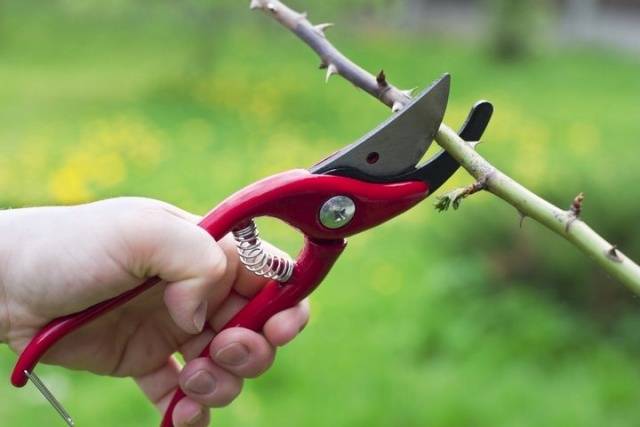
[232, 220, 294, 283]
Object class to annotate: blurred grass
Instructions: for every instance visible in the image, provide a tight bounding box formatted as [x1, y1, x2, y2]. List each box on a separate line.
[1, 2, 640, 426]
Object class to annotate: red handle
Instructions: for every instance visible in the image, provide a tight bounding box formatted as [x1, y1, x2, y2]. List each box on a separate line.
[160, 237, 345, 427]
[11, 169, 428, 426]
[11, 276, 161, 386]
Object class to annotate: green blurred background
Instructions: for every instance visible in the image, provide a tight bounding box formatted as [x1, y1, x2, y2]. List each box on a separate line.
[1, 0, 639, 426]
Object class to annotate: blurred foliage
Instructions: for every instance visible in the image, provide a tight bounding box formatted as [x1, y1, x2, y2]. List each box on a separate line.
[486, 0, 551, 61]
[0, 1, 640, 426]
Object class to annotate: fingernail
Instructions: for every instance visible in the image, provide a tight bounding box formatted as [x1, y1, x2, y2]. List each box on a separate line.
[187, 407, 205, 425]
[214, 343, 250, 366]
[193, 301, 207, 332]
[185, 370, 217, 395]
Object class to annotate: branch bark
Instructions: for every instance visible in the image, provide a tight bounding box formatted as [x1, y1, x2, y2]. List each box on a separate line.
[249, 0, 412, 111]
[249, 0, 640, 291]
[437, 124, 640, 290]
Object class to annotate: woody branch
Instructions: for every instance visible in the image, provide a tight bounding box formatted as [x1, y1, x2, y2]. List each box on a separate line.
[248, 0, 640, 291]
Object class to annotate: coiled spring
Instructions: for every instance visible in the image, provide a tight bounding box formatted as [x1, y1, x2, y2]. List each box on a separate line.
[232, 220, 295, 283]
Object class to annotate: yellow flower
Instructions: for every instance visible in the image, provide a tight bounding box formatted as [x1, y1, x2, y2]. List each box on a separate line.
[47, 113, 166, 203]
[49, 166, 91, 203]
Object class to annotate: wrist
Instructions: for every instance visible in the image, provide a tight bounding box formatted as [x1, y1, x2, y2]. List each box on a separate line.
[0, 277, 7, 344]
[0, 210, 13, 344]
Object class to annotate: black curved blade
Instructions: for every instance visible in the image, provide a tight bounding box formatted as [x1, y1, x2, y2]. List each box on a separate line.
[322, 101, 493, 190]
[417, 100, 494, 193]
[310, 74, 450, 178]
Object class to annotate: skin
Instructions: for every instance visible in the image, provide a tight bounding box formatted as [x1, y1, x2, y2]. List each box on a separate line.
[0, 197, 309, 427]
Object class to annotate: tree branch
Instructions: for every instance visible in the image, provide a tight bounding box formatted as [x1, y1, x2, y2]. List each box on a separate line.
[249, 0, 413, 111]
[249, 0, 640, 291]
[437, 124, 640, 290]
[435, 178, 488, 212]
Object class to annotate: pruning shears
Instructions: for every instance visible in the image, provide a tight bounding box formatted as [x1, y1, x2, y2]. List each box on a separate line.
[10, 74, 493, 426]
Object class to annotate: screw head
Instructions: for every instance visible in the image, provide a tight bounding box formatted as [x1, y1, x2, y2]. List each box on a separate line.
[319, 196, 356, 229]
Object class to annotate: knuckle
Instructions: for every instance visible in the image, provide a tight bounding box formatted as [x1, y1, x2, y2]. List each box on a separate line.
[219, 235, 241, 275]
[117, 198, 170, 235]
[114, 200, 171, 259]
[202, 242, 228, 282]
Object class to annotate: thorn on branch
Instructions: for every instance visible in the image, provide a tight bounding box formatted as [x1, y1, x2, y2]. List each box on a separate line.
[401, 88, 415, 98]
[435, 179, 487, 212]
[391, 101, 404, 113]
[606, 245, 623, 263]
[566, 192, 585, 232]
[325, 63, 338, 82]
[570, 192, 585, 217]
[249, 0, 262, 10]
[518, 211, 527, 228]
[315, 23, 333, 35]
[376, 70, 388, 88]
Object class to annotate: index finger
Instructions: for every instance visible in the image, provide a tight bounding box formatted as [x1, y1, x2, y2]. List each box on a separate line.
[185, 209, 292, 298]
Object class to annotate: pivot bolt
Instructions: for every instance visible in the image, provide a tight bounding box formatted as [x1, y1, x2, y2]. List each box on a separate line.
[319, 196, 356, 229]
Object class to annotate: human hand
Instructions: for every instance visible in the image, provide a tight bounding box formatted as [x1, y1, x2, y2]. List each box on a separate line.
[0, 197, 309, 426]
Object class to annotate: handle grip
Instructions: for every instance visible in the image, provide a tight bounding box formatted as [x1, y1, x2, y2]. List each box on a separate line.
[160, 237, 344, 427]
[11, 277, 161, 387]
[12, 169, 425, 426]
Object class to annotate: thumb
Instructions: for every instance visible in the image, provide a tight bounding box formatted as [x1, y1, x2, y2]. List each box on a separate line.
[121, 199, 228, 335]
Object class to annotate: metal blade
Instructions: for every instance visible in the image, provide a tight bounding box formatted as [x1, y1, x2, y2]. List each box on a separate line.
[310, 74, 450, 178]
